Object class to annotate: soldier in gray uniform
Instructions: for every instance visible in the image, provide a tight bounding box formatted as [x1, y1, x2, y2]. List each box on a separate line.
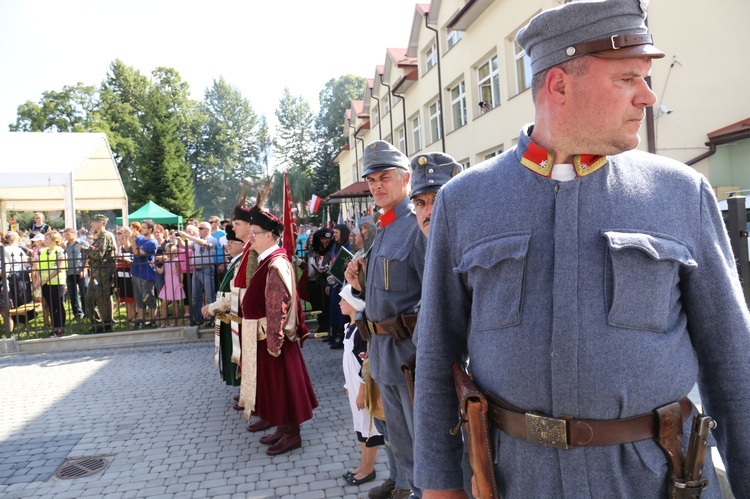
[84, 214, 117, 333]
[345, 141, 426, 499]
[414, 1, 750, 498]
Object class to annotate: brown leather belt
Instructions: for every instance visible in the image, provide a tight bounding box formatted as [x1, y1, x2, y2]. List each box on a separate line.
[485, 392, 692, 450]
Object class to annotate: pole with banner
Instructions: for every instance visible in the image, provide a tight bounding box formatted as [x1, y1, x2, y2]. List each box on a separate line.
[282, 172, 297, 260]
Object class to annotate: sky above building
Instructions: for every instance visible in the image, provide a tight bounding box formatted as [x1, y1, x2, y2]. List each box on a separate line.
[0, 0, 418, 132]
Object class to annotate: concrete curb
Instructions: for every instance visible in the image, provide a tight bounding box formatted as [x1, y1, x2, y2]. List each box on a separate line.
[0, 326, 208, 356]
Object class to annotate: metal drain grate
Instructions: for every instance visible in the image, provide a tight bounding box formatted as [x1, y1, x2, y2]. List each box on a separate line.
[54, 456, 112, 479]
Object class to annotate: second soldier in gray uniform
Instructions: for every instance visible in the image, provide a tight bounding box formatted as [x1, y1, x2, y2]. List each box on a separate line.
[345, 141, 426, 499]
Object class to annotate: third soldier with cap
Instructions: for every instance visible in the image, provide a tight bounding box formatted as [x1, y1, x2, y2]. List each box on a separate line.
[410, 152, 463, 238]
[345, 140, 427, 498]
[414, 0, 750, 497]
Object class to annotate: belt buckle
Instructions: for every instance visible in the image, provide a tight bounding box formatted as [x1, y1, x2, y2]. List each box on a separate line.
[525, 413, 569, 449]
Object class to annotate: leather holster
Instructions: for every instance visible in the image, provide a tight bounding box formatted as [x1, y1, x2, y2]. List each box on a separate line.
[452, 363, 499, 499]
[400, 353, 416, 406]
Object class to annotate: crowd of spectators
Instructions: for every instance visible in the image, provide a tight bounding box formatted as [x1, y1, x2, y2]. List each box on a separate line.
[0, 213, 277, 337]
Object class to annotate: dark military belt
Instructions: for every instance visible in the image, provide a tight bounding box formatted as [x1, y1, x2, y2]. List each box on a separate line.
[369, 313, 418, 341]
[485, 392, 692, 449]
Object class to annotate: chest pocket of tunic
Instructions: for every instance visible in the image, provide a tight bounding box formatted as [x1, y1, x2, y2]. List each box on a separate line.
[603, 231, 697, 332]
[454, 233, 530, 331]
[373, 245, 411, 293]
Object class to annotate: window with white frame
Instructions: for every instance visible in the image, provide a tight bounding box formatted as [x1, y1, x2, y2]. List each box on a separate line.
[428, 100, 442, 144]
[411, 114, 422, 152]
[460, 159, 471, 169]
[352, 164, 359, 184]
[446, 29, 462, 51]
[450, 81, 467, 130]
[383, 97, 390, 116]
[425, 42, 438, 72]
[513, 40, 532, 94]
[482, 146, 504, 161]
[477, 55, 501, 110]
[372, 106, 379, 126]
[397, 127, 406, 154]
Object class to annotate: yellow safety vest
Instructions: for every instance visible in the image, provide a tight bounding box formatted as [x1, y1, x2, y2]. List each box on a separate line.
[38, 247, 66, 285]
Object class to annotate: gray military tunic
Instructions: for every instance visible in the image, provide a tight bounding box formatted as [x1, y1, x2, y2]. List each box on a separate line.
[414, 126, 750, 497]
[363, 196, 426, 385]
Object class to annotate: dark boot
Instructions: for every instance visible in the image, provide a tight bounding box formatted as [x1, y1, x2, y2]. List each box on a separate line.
[259, 426, 283, 445]
[330, 326, 344, 349]
[266, 424, 301, 455]
[246, 419, 272, 432]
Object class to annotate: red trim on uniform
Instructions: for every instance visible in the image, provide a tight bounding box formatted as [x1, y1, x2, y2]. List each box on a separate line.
[380, 209, 397, 228]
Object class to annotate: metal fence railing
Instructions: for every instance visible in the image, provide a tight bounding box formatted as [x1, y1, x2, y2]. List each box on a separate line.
[1, 251, 208, 340]
[2, 245, 315, 340]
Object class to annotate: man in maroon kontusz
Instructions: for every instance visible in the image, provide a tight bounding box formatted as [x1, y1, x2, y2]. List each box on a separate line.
[240, 204, 318, 456]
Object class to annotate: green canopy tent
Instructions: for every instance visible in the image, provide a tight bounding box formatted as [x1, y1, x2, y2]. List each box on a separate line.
[115, 201, 183, 228]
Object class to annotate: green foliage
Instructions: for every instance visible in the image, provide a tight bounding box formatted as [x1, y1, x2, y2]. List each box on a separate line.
[273, 88, 317, 211]
[10, 83, 101, 133]
[313, 76, 366, 203]
[193, 77, 264, 218]
[9, 63, 369, 225]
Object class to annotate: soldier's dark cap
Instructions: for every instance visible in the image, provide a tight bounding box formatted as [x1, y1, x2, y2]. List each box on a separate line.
[233, 205, 253, 224]
[516, 0, 665, 77]
[410, 152, 463, 199]
[247, 206, 284, 236]
[225, 224, 243, 243]
[92, 214, 108, 223]
[362, 140, 409, 178]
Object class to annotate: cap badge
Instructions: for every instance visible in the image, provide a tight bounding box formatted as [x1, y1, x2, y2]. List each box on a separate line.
[418, 156, 428, 166]
[370, 143, 377, 149]
[566, 47, 576, 57]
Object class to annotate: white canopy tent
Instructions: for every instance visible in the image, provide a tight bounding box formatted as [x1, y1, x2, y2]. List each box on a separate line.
[0, 132, 128, 230]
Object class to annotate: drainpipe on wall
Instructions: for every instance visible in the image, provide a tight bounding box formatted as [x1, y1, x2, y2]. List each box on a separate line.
[370, 88, 383, 140]
[391, 89, 408, 156]
[425, 12, 446, 153]
[354, 136, 365, 178]
[350, 125, 361, 179]
[685, 143, 717, 167]
[380, 75, 395, 144]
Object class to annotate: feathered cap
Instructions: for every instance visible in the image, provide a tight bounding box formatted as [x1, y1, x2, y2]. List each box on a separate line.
[235, 177, 284, 236]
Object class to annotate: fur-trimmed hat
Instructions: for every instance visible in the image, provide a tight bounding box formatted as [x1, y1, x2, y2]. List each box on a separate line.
[248, 207, 284, 236]
[225, 224, 243, 243]
[233, 205, 252, 224]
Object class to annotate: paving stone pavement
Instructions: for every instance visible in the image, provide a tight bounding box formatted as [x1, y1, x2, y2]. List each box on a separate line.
[0, 337, 391, 498]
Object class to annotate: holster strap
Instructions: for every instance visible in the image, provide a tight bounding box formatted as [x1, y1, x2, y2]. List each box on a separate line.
[485, 392, 692, 449]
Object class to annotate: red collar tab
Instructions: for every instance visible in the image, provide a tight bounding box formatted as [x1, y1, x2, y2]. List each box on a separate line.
[521, 142, 607, 178]
[380, 209, 397, 228]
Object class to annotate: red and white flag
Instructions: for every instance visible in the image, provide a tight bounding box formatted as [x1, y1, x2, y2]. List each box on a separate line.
[282, 172, 297, 260]
[309, 194, 322, 213]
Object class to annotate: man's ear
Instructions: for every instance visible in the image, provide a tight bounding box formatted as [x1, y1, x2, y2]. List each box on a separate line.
[403, 171, 411, 184]
[546, 66, 569, 103]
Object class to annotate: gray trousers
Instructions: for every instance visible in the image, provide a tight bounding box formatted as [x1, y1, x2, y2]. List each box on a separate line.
[379, 382, 420, 497]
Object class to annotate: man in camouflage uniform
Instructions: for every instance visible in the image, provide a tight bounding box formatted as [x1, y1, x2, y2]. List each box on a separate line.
[84, 214, 117, 333]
